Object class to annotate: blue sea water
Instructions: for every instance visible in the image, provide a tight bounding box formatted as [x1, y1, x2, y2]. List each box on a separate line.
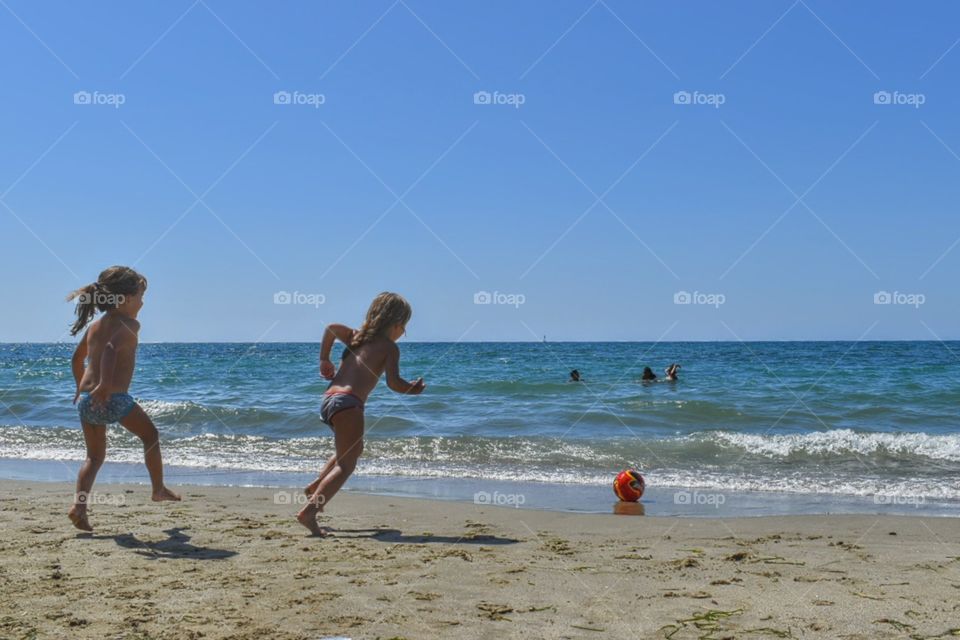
[1, 342, 958, 516]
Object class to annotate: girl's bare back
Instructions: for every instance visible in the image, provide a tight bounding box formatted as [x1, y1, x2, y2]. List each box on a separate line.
[326, 337, 397, 402]
[77, 314, 140, 394]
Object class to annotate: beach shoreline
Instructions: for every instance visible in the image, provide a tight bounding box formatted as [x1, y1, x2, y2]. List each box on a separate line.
[4, 457, 957, 519]
[2, 480, 958, 639]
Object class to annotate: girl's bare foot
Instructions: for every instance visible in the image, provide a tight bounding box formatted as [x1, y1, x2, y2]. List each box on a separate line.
[296, 506, 330, 537]
[152, 486, 182, 502]
[68, 506, 93, 532]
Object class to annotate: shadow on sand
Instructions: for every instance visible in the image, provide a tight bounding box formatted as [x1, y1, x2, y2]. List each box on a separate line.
[81, 527, 238, 560]
[333, 527, 520, 545]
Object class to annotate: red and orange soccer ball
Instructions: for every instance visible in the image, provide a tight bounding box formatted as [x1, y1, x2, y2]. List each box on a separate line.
[613, 469, 645, 502]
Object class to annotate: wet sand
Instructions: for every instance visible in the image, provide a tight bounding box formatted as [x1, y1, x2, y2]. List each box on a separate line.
[1, 480, 958, 639]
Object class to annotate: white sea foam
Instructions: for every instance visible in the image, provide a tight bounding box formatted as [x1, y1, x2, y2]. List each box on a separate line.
[2, 426, 959, 499]
[707, 429, 960, 462]
[137, 399, 203, 417]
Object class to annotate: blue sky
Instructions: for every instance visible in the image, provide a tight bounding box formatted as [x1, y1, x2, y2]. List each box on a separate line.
[1, 1, 958, 342]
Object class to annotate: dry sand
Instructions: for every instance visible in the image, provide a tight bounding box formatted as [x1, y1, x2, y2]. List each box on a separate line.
[1, 480, 958, 639]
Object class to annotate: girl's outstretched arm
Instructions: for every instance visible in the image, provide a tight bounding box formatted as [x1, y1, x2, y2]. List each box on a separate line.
[71, 332, 88, 404]
[384, 342, 425, 395]
[319, 323, 354, 379]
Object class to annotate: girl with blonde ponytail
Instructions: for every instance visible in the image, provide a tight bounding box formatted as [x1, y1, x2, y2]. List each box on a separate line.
[66, 266, 180, 531]
[299, 292, 424, 536]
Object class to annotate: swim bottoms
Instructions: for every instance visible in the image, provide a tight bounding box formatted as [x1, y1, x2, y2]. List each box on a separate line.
[78, 393, 136, 426]
[320, 391, 364, 426]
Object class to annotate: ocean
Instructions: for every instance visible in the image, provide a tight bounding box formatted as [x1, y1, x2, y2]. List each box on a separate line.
[1, 341, 958, 516]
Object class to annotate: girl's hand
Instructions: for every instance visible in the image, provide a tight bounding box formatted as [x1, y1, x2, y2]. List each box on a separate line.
[89, 385, 110, 408]
[408, 378, 426, 395]
[320, 359, 336, 380]
[72, 387, 81, 405]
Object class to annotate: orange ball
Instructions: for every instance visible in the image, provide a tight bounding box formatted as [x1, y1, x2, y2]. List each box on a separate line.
[613, 469, 645, 502]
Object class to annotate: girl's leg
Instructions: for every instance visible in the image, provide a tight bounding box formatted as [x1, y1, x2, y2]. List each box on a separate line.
[304, 454, 337, 496]
[69, 422, 106, 531]
[118, 404, 181, 502]
[297, 409, 363, 535]
[313, 410, 364, 506]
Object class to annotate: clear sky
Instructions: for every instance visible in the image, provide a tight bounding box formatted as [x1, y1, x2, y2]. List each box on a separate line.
[1, 1, 958, 342]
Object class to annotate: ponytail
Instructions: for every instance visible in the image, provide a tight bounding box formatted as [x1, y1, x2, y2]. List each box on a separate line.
[66, 283, 99, 336]
[66, 266, 147, 336]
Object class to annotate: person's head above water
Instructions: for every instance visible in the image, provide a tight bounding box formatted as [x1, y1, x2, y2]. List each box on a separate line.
[665, 363, 681, 380]
[641, 367, 657, 381]
[569, 369, 581, 382]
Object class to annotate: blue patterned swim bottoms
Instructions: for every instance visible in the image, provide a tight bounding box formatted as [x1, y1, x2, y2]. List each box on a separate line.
[78, 393, 136, 426]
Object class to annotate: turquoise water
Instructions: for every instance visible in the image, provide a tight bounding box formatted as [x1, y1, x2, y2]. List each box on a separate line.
[1, 342, 959, 513]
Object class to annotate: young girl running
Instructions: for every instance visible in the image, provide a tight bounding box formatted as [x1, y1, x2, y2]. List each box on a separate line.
[67, 266, 180, 531]
[299, 292, 425, 536]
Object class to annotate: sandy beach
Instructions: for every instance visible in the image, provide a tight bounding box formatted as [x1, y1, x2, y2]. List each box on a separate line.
[0, 481, 956, 639]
